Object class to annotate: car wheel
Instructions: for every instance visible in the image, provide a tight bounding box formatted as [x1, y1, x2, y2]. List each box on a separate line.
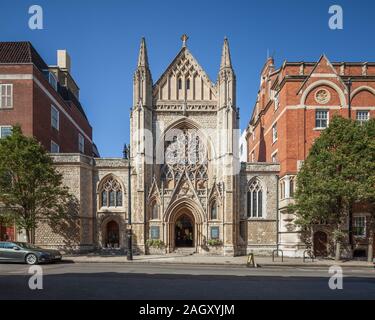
[25, 254, 38, 265]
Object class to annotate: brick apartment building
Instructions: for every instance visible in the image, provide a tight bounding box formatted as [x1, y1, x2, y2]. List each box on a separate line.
[0, 42, 97, 241]
[247, 55, 375, 258]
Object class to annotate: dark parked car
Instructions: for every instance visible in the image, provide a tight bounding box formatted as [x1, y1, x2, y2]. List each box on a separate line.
[0, 242, 62, 265]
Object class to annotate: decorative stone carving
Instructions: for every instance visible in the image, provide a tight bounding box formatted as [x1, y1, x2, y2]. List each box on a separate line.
[315, 89, 330, 104]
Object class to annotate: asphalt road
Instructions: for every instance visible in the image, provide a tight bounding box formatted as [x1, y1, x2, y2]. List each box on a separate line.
[0, 262, 374, 300]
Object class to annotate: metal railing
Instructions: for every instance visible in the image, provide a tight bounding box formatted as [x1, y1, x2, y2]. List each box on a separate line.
[303, 250, 315, 263]
[272, 249, 284, 262]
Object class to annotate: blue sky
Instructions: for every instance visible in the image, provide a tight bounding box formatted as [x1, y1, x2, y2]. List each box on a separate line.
[1, 0, 375, 157]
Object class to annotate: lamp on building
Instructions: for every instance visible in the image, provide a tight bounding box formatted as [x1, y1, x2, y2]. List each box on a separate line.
[124, 144, 133, 261]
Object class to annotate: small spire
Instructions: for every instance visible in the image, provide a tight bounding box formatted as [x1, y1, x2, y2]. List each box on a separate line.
[137, 37, 149, 68]
[220, 37, 232, 69]
[181, 34, 189, 47]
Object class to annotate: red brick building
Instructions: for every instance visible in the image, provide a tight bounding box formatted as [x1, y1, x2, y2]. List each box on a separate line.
[247, 55, 375, 259]
[0, 42, 97, 241]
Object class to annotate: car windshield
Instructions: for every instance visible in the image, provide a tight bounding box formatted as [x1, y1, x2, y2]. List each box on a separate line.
[16, 243, 43, 250]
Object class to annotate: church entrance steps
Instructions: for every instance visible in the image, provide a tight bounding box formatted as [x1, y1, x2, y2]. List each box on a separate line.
[172, 248, 196, 256]
[98, 248, 125, 256]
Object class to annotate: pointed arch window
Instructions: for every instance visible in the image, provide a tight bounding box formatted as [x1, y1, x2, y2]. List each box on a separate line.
[178, 78, 182, 90]
[151, 202, 159, 220]
[100, 177, 123, 208]
[186, 79, 190, 90]
[210, 201, 218, 220]
[247, 180, 263, 218]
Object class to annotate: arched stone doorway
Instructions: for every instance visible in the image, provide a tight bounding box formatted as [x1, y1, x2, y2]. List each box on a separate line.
[164, 199, 204, 253]
[313, 231, 328, 257]
[106, 221, 120, 248]
[175, 214, 194, 247]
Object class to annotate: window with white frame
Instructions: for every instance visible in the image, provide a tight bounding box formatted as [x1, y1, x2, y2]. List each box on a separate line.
[0, 84, 13, 108]
[353, 216, 366, 237]
[51, 141, 60, 153]
[78, 133, 85, 153]
[315, 110, 328, 128]
[251, 151, 255, 163]
[356, 111, 369, 124]
[252, 131, 255, 141]
[51, 105, 59, 130]
[290, 176, 295, 198]
[280, 180, 285, 199]
[271, 152, 278, 163]
[274, 92, 279, 110]
[272, 124, 278, 143]
[247, 179, 263, 218]
[0, 126, 12, 138]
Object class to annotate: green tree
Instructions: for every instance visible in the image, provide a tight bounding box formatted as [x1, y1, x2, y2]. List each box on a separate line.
[289, 116, 375, 260]
[0, 126, 77, 243]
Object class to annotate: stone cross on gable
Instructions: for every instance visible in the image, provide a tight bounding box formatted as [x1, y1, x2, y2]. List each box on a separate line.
[181, 34, 189, 47]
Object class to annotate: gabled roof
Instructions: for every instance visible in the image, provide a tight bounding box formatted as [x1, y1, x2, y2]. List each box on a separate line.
[153, 46, 215, 93]
[297, 54, 346, 94]
[0, 41, 48, 71]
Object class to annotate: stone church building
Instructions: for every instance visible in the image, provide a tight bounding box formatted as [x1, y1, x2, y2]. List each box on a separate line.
[35, 36, 283, 256]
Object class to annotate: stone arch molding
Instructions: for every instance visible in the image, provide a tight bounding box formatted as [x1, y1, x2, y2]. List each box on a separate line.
[164, 197, 206, 225]
[300, 80, 347, 107]
[98, 214, 125, 248]
[155, 116, 216, 162]
[351, 85, 375, 99]
[247, 176, 268, 194]
[97, 173, 126, 193]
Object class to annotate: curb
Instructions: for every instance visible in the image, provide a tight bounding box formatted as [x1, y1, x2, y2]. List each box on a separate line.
[62, 258, 374, 269]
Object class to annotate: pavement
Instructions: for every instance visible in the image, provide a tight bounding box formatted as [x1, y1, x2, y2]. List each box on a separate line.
[64, 253, 374, 268]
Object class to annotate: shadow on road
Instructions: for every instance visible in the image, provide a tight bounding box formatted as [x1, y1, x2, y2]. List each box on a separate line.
[1, 271, 375, 300]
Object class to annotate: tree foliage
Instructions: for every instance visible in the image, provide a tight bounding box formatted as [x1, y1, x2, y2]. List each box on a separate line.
[290, 116, 375, 244]
[0, 126, 77, 243]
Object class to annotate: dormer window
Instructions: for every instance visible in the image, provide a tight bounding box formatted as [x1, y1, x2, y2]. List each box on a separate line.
[43, 70, 58, 91]
[49, 72, 58, 91]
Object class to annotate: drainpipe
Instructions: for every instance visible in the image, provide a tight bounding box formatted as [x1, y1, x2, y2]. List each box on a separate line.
[346, 78, 353, 250]
[276, 175, 280, 252]
[347, 78, 352, 119]
[303, 105, 307, 159]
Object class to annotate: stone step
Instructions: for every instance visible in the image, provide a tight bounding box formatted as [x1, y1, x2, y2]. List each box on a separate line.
[173, 248, 196, 255]
[99, 248, 126, 256]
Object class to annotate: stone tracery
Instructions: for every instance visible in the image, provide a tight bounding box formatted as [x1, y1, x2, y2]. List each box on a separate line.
[162, 128, 208, 188]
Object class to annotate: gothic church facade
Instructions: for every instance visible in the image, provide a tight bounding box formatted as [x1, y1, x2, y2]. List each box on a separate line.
[35, 37, 288, 256]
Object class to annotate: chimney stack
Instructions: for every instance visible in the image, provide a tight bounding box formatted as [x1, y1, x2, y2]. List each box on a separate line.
[57, 50, 71, 73]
